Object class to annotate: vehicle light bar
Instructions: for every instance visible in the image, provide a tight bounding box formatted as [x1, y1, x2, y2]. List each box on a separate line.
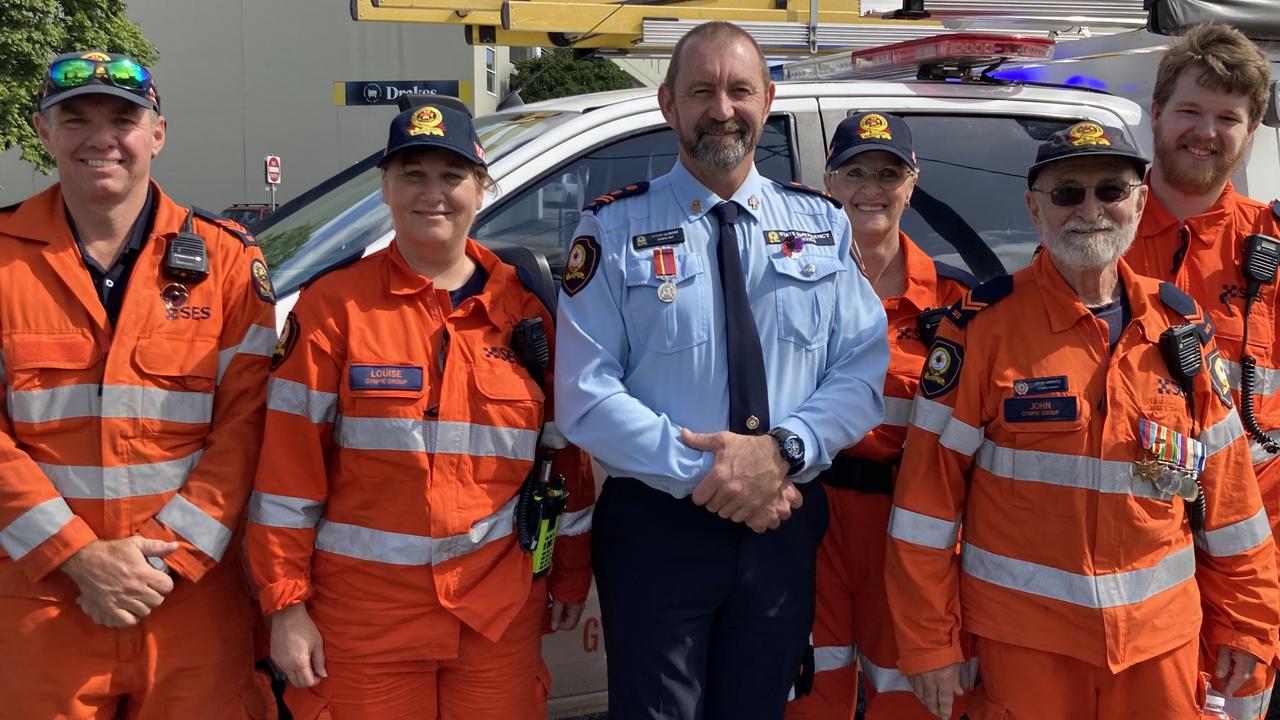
[781, 32, 1055, 81]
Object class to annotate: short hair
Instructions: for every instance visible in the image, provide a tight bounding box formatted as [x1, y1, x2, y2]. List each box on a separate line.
[662, 21, 770, 91]
[1154, 23, 1272, 124]
[380, 147, 497, 194]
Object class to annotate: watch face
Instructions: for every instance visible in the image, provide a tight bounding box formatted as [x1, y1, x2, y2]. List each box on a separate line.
[783, 436, 803, 460]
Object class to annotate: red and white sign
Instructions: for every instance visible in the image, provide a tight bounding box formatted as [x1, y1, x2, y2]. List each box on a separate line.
[264, 155, 282, 185]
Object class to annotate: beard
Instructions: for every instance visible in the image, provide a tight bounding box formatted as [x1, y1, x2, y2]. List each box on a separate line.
[1153, 116, 1247, 195]
[1042, 215, 1137, 272]
[675, 112, 759, 170]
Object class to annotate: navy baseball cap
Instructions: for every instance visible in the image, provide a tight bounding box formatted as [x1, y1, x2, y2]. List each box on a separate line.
[827, 112, 916, 172]
[38, 51, 159, 113]
[379, 103, 487, 169]
[1028, 121, 1148, 188]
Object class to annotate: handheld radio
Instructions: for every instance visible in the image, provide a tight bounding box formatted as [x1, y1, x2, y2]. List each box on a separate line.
[1239, 234, 1280, 455]
[916, 307, 948, 346]
[163, 211, 209, 283]
[1159, 323, 1207, 530]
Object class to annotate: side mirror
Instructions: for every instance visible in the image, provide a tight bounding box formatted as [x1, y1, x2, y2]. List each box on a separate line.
[1265, 80, 1280, 128]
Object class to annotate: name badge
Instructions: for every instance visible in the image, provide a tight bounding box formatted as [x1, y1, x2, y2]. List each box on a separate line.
[632, 228, 685, 250]
[763, 229, 835, 246]
[1003, 396, 1078, 423]
[349, 364, 424, 391]
[1012, 376, 1069, 395]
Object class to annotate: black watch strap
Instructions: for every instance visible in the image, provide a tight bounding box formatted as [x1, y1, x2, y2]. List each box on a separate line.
[768, 427, 805, 476]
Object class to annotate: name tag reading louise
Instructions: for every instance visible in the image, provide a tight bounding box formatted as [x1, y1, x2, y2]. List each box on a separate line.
[349, 365, 424, 391]
[1003, 396, 1078, 423]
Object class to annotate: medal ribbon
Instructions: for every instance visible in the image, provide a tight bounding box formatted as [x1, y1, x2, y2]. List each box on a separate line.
[653, 247, 676, 279]
[1138, 419, 1207, 472]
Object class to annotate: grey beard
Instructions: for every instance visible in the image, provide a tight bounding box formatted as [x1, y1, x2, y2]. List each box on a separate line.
[679, 118, 758, 170]
[1043, 217, 1136, 271]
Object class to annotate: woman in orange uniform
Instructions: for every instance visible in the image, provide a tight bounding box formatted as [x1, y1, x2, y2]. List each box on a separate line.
[246, 102, 594, 719]
[786, 112, 972, 720]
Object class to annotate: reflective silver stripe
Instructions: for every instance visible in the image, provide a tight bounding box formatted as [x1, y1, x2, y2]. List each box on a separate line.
[156, 494, 232, 561]
[315, 495, 518, 565]
[39, 452, 201, 500]
[812, 645, 854, 674]
[217, 324, 277, 383]
[1200, 413, 1245, 458]
[910, 397, 984, 456]
[1225, 683, 1273, 720]
[8, 384, 213, 425]
[267, 378, 337, 424]
[0, 498, 75, 559]
[559, 506, 593, 537]
[1249, 435, 1280, 466]
[974, 443, 1165, 501]
[1195, 508, 1271, 557]
[888, 506, 961, 550]
[336, 416, 538, 460]
[882, 396, 913, 427]
[1223, 357, 1280, 398]
[858, 655, 978, 694]
[249, 491, 324, 529]
[961, 542, 1195, 609]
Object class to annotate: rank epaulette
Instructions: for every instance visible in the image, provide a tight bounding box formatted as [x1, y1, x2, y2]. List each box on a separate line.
[776, 180, 841, 209]
[933, 261, 976, 289]
[944, 274, 1013, 328]
[300, 250, 363, 290]
[584, 182, 649, 214]
[192, 206, 258, 247]
[1159, 282, 1214, 344]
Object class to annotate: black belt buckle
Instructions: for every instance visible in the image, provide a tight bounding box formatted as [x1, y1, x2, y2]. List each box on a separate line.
[818, 455, 895, 494]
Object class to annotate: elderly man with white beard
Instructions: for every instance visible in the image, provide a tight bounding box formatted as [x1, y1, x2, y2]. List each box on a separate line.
[884, 121, 1279, 720]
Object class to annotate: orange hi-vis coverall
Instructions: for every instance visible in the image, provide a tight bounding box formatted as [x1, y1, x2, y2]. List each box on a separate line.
[1127, 185, 1280, 719]
[786, 233, 971, 720]
[248, 239, 593, 720]
[0, 183, 277, 718]
[885, 253, 1280, 720]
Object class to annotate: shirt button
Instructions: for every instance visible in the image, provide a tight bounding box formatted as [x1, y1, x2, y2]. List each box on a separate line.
[104, 279, 115, 288]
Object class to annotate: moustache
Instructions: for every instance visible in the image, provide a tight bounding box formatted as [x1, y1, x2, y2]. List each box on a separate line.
[695, 119, 747, 139]
[1061, 218, 1119, 234]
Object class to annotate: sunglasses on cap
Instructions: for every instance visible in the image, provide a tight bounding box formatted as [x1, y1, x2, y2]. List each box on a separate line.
[827, 166, 914, 191]
[1031, 181, 1141, 208]
[47, 57, 152, 91]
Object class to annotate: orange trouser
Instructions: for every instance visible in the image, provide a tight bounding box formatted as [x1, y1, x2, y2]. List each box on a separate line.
[283, 581, 549, 720]
[966, 635, 1201, 720]
[0, 560, 264, 720]
[787, 485, 958, 720]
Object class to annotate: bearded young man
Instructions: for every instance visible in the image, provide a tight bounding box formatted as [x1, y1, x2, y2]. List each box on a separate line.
[1124, 24, 1280, 720]
[554, 20, 889, 720]
[887, 121, 1279, 720]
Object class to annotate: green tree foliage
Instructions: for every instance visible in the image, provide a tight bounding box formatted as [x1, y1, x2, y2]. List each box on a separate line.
[0, 0, 156, 173]
[508, 49, 636, 104]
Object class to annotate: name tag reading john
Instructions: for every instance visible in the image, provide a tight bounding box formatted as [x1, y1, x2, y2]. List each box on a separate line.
[1003, 396, 1077, 423]
[349, 364, 424, 391]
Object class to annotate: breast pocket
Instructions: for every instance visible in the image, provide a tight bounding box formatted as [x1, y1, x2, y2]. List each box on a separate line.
[133, 335, 219, 437]
[1130, 400, 1194, 526]
[995, 392, 1091, 518]
[338, 360, 429, 478]
[623, 252, 709, 354]
[771, 254, 843, 350]
[3, 331, 101, 433]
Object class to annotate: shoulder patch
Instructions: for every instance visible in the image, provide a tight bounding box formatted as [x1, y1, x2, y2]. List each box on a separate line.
[301, 251, 363, 290]
[1206, 348, 1233, 408]
[775, 180, 841, 208]
[1158, 282, 1213, 343]
[562, 236, 600, 297]
[920, 337, 964, 399]
[250, 258, 275, 304]
[584, 182, 649, 215]
[192, 206, 258, 246]
[272, 313, 299, 370]
[944, 274, 1013, 329]
[933, 261, 976, 289]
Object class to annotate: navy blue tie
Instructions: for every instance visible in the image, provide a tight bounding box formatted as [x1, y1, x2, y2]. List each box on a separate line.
[711, 201, 770, 435]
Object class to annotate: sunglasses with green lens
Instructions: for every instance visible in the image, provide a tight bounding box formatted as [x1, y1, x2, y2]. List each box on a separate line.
[48, 58, 151, 90]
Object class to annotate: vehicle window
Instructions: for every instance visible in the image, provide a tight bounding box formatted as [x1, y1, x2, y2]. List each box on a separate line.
[896, 115, 1073, 280]
[471, 115, 795, 273]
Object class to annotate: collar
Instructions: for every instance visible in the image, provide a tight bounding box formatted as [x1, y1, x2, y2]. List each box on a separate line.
[67, 184, 155, 265]
[1139, 173, 1236, 247]
[1032, 252, 1163, 342]
[668, 159, 767, 223]
[0, 179, 184, 246]
[386, 237, 522, 323]
[897, 231, 938, 313]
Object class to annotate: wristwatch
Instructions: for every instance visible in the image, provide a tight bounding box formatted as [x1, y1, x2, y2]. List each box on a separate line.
[768, 427, 805, 477]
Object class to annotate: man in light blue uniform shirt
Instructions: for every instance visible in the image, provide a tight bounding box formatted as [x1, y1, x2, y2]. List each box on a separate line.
[555, 21, 889, 720]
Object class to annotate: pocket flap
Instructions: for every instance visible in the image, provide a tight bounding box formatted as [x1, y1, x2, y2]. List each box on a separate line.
[135, 335, 219, 379]
[475, 362, 544, 403]
[770, 254, 844, 283]
[624, 252, 704, 287]
[7, 331, 100, 370]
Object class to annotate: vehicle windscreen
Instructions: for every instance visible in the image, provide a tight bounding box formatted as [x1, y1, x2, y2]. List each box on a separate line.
[256, 110, 574, 296]
[899, 114, 1074, 279]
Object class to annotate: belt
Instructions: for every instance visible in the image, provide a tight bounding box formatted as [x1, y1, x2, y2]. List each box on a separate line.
[818, 454, 895, 494]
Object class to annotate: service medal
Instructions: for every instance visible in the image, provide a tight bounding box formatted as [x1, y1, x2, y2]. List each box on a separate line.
[653, 247, 678, 303]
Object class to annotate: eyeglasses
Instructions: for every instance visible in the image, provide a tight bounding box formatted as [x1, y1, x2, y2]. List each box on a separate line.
[827, 166, 913, 191]
[1031, 182, 1141, 207]
[47, 57, 152, 91]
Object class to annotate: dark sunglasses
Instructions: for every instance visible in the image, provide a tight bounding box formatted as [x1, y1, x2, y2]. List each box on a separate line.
[1032, 182, 1141, 207]
[47, 57, 152, 91]
[828, 166, 913, 191]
